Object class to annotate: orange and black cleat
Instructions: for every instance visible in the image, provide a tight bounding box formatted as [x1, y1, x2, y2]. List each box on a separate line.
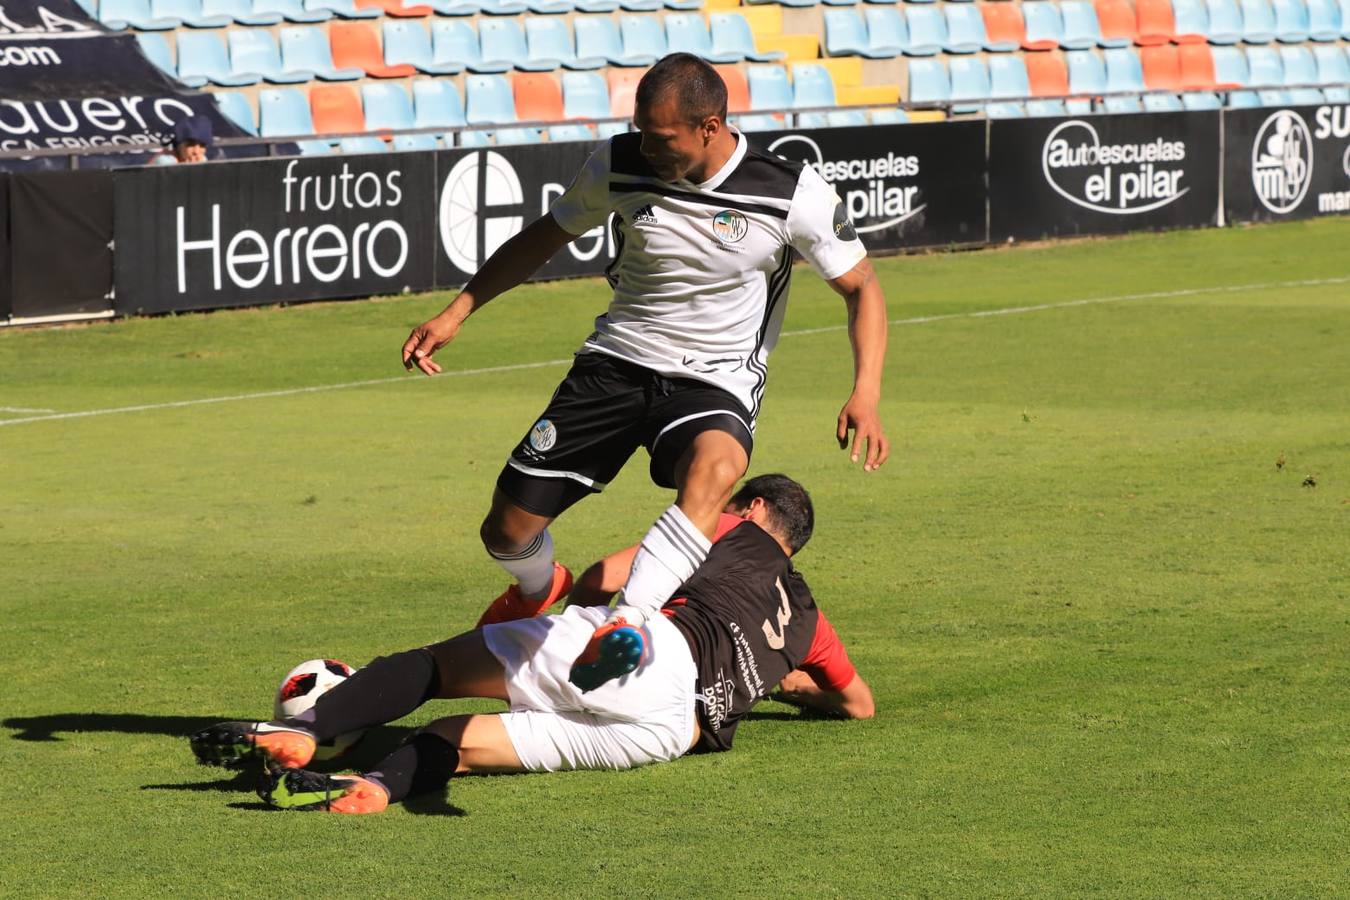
[190, 721, 317, 770]
[476, 563, 573, 628]
[568, 616, 646, 692]
[258, 767, 390, 814]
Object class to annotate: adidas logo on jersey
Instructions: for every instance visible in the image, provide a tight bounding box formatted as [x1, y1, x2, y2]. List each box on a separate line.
[631, 204, 658, 226]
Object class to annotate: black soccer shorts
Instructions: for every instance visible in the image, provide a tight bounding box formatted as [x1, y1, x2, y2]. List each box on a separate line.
[495, 352, 755, 519]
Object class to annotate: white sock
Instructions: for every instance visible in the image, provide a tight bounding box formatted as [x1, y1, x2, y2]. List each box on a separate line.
[488, 529, 555, 599]
[621, 505, 712, 613]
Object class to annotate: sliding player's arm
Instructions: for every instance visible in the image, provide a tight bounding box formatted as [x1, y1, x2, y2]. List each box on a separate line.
[773, 610, 875, 719]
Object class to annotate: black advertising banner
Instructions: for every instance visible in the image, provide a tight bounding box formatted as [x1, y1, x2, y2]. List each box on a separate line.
[9, 169, 113, 318]
[0, 174, 10, 319]
[114, 153, 437, 314]
[0, 0, 106, 37]
[0, 35, 178, 101]
[432, 140, 601, 288]
[1224, 104, 1350, 223]
[990, 111, 1221, 241]
[749, 121, 988, 249]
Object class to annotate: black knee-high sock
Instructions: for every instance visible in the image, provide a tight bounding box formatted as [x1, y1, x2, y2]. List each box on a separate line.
[283, 648, 439, 743]
[364, 732, 459, 804]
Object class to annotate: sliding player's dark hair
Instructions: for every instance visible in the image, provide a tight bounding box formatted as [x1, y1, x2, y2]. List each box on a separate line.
[635, 52, 728, 126]
[730, 474, 814, 554]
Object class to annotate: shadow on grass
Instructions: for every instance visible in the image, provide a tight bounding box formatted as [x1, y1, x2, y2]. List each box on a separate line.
[4, 712, 223, 742]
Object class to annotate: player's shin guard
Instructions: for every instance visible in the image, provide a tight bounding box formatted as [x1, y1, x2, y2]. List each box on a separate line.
[487, 529, 556, 599]
[286, 648, 440, 743]
[364, 732, 460, 804]
[622, 505, 711, 611]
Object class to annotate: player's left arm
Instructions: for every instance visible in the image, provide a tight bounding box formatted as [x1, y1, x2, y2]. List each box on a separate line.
[826, 257, 889, 473]
[775, 669, 875, 720]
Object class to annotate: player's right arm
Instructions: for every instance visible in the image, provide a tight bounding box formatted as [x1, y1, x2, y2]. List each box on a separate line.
[775, 669, 875, 720]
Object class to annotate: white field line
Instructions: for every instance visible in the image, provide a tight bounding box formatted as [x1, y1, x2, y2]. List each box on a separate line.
[1, 275, 1345, 430]
[0, 406, 56, 413]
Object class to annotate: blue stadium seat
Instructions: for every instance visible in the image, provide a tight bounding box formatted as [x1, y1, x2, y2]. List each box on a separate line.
[214, 91, 259, 134]
[255, 0, 332, 22]
[1059, 0, 1104, 48]
[1171, 0, 1210, 40]
[731, 113, 786, 132]
[1280, 45, 1324, 101]
[1101, 93, 1144, 111]
[135, 33, 175, 76]
[575, 0, 618, 10]
[384, 19, 462, 74]
[152, 0, 231, 27]
[229, 29, 310, 83]
[339, 137, 389, 154]
[620, 14, 668, 60]
[1022, 2, 1066, 47]
[528, 16, 604, 69]
[792, 62, 839, 109]
[665, 0, 705, 10]
[1240, 0, 1277, 41]
[1340, 0, 1350, 36]
[598, 121, 629, 138]
[989, 52, 1031, 101]
[280, 26, 362, 80]
[203, 0, 283, 24]
[663, 12, 739, 61]
[619, 0, 662, 10]
[494, 127, 545, 144]
[1273, 0, 1311, 39]
[362, 81, 417, 131]
[526, 0, 572, 12]
[948, 55, 991, 112]
[548, 123, 598, 141]
[868, 107, 909, 124]
[748, 63, 793, 110]
[863, 6, 909, 55]
[426, 0, 477, 13]
[824, 110, 868, 126]
[906, 57, 951, 102]
[825, 7, 898, 57]
[177, 31, 260, 86]
[1026, 98, 1068, 115]
[477, 0, 529, 13]
[1211, 45, 1253, 104]
[905, 5, 946, 55]
[986, 102, 1027, 117]
[393, 133, 440, 150]
[479, 18, 557, 71]
[575, 15, 655, 65]
[1305, 0, 1341, 38]
[430, 20, 510, 73]
[1313, 45, 1349, 99]
[413, 78, 467, 143]
[1104, 46, 1146, 90]
[465, 72, 520, 123]
[305, 0, 380, 18]
[710, 12, 785, 61]
[1205, 0, 1243, 41]
[100, 0, 180, 26]
[562, 70, 612, 118]
[943, 3, 987, 52]
[823, 0, 857, 7]
[1181, 90, 1223, 107]
[1067, 48, 1108, 93]
[259, 88, 333, 154]
[1245, 45, 1287, 102]
[1143, 92, 1184, 110]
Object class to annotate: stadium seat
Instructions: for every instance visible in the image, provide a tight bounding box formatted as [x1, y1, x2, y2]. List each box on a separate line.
[620, 14, 668, 59]
[1340, 0, 1350, 35]
[607, 67, 644, 115]
[305, 0, 380, 18]
[258, 87, 334, 153]
[1026, 51, 1070, 94]
[548, 123, 598, 141]
[1143, 91, 1184, 109]
[1210, 43, 1252, 85]
[792, 62, 839, 111]
[339, 136, 389, 153]
[1141, 42, 1183, 89]
[868, 107, 909, 124]
[863, 7, 910, 55]
[575, 15, 655, 65]
[413, 78, 467, 141]
[383, 20, 462, 74]
[135, 33, 175, 76]
[948, 56, 991, 112]
[732, 113, 784, 132]
[529, 17, 605, 70]
[214, 91, 259, 134]
[1067, 48, 1108, 94]
[228, 30, 308, 84]
[425, 0, 477, 13]
[151, 0, 232, 28]
[204, 0, 284, 24]
[1272, 0, 1311, 39]
[574, 0, 618, 10]
[311, 83, 366, 137]
[1305, 0, 1341, 38]
[477, 18, 555, 70]
[748, 63, 794, 110]
[255, 0, 332, 22]
[514, 71, 566, 121]
[1245, 44, 1283, 87]
[1059, 1, 1104, 48]
[1240, 0, 1277, 40]
[826, 7, 895, 56]
[466, 73, 527, 141]
[477, 0, 529, 13]
[988, 55, 1030, 115]
[1280, 45, 1324, 101]
[525, 0, 572, 13]
[330, 22, 417, 77]
[664, 12, 739, 61]
[361, 81, 416, 132]
[1313, 45, 1349, 100]
[1101, 92, 1144, 111]
[906, 57, 951, 102]
[280, 26, 362, 80]
[393, 133, 439, 151]
[431, 20, 511, 74]
[1104, 45, 1146, 89]
[943, 4, 987, 52]
[1136, 0, 1179, 43]
[1094, 0, 1137, 45]
[1179, 42, 1226, 86]
[354, 0, 432, 16]
[562, 69, 612, 118]
[1182, 89, 1223, 106]
[1171, 0, 1210, 41]
[1022, 2, 1065, 49]
[905, 5, 946, 55]
[710, 12, 786, 61]
[177, 32, 260, 86]
[1205, 0, 1244, 41]
[981, 3, 1027, 51]
[1026, 98, 1068, 115]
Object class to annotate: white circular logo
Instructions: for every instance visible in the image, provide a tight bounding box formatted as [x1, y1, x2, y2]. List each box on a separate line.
[528, 418, 556, 452]
[711, 209, 747, 243]
[438, 150, 524, 274]
[1252, 111, 1313, 215]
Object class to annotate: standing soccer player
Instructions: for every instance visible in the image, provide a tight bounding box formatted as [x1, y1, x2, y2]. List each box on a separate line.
[402, 53, 890, 641]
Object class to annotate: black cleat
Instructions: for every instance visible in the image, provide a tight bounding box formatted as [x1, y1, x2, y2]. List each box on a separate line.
[258, 767, 389, 814]
[190, 721, 316, 769]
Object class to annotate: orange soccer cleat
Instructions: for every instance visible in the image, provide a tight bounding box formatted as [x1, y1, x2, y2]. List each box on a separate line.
[476, 563, 573, 627]
[259, 768, 390, 814]
[190, 721, 317, 770]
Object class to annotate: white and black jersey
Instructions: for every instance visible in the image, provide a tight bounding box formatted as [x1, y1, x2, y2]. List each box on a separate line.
[549, 130, 867, 426]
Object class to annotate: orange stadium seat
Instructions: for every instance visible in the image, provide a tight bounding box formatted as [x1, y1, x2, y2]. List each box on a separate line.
[330, 21, 417, 78]
[514, 72, 564, 122]
[981, 4, 1029, 51]
[1094, 0, 1139, 45]
[1026, 52, 1070, 95]
[716, 64, 751, 113]
[1135, 0, 1178, 45]
[1140, 44, 1183, 89]
[1177, 43, 1224, 88]
[607, 68, 644, 118]
[310, 83, 367, 135]
[354, 0, 431, 16]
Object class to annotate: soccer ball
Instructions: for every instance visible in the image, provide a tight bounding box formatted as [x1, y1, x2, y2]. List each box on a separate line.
[273, 658, 365, 761]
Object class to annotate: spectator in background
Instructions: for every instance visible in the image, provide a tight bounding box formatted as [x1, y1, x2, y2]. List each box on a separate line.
[152, 115, 212, 166]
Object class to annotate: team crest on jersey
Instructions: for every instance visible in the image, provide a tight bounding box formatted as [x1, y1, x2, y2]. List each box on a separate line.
[528, 419, 557, 452]
[631, 204, 658, 225]
[832, 202, 857, 242]
[711, 209, 748, 243]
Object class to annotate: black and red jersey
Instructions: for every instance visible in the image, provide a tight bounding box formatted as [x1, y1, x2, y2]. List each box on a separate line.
[663, 514, 856, 752]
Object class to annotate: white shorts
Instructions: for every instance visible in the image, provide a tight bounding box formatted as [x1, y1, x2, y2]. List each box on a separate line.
[482, 604, 697, 772]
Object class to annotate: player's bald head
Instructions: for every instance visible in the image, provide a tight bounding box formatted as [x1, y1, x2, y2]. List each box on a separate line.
[635, 53, 728, 126]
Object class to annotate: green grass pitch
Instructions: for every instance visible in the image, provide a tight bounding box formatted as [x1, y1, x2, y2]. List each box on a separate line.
[2, 218, 1347, 897]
